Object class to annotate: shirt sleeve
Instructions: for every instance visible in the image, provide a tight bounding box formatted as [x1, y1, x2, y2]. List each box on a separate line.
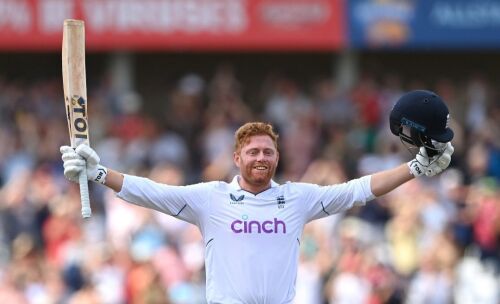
[116, 174, 213, 224]
[302, 175, 375, 222]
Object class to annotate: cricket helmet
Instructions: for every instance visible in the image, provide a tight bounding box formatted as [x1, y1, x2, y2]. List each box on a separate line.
[390, 90, 454, 156]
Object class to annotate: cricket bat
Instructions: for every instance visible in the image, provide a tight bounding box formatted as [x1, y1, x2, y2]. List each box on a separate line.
[62, 19, 91, 218]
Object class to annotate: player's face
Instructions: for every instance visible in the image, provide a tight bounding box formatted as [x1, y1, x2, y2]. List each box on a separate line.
[234, 135, 279, 193]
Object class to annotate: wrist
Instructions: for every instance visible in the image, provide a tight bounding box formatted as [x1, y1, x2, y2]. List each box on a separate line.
[407, 159, 424, 177]
[90, 165, 108, 184]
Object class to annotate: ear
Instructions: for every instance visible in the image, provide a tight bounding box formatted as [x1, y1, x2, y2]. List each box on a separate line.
[233, 151, 241, 168]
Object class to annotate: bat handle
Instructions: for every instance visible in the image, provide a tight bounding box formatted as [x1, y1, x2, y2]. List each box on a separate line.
[79, 169, 92, 218]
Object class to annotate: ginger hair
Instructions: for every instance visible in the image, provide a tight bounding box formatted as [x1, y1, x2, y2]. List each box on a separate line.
[234, 122, 279, 153]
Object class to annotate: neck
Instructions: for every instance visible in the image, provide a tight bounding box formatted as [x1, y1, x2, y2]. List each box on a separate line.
[237, 176, 271, 195]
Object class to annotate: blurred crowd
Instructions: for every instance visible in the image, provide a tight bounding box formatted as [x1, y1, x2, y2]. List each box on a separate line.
[0, 64, 499, 304]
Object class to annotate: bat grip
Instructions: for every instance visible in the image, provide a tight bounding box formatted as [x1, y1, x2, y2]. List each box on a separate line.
[79, 169, 92, 218]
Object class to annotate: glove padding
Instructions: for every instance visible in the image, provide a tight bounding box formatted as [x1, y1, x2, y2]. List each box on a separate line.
[408, 142, 454, 177]
[60, 145, 108, 184]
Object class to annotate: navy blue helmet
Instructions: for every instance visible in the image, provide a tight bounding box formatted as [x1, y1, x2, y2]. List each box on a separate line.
[390, 90, 454, 156]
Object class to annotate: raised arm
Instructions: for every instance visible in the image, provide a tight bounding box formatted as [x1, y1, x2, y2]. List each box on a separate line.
[370, 163, 413, 197]
[103, 169, 124, 192]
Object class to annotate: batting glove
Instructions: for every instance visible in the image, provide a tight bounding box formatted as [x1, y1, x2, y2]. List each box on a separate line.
[408, 142, 454, 177]
[60, 145, 108, 184]
[424, 142, 454, 176]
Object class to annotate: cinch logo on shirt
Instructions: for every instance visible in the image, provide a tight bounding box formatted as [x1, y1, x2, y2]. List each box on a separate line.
[231, 215, 287, 234]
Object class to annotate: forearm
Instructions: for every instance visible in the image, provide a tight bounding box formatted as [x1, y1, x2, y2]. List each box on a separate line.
[370, 163, 414, 197]
[103, 168, 124, 192]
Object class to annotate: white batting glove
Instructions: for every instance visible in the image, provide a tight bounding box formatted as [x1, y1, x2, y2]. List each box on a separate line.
[408, 148, 428, 177]
[408, 142, 454, 177]
[60, 145, 108, 184]
[424, 142, 454, 177]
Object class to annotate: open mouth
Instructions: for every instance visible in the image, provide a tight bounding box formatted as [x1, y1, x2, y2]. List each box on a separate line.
[254, 165, 268, 171]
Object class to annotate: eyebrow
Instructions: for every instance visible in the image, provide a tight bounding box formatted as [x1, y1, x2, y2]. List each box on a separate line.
[246, 147, 275, 153]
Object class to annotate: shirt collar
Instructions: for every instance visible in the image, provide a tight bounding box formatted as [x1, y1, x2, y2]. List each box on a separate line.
[229, 175, 279, 192]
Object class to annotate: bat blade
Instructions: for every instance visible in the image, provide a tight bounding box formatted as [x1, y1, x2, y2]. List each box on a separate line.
[62, 19, 91, 218]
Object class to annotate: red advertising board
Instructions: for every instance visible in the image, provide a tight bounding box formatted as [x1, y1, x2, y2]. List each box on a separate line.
[0, 0, 345, 51]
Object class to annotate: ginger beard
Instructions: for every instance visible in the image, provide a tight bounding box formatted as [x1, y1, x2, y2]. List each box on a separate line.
[234, 135, 279, 193]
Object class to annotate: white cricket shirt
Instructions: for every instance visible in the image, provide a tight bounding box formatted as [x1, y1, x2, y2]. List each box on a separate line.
[117, 175, 375, 304]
